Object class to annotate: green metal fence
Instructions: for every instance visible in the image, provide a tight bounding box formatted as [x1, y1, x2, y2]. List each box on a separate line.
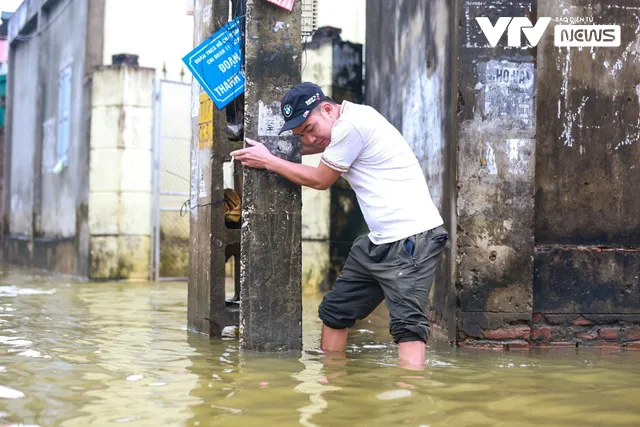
[0, 74, 6, 128]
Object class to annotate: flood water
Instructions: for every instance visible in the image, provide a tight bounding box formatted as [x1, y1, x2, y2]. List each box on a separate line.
[0, 267, 639, 427]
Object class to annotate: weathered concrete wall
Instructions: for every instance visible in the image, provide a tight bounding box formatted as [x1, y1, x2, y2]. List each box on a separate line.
[365, 0, 640, 349]
[536, 2, 640, 247]
[455, 0, 537, 349]
[366, 0, 457, 339]
[4, 0, 99, 277]
[532, 1, 640, 348]
[102, 0, 193, 81]
[39, 0, 89, 238]
[7, 36, 37, 236]
[89, 66, 154, 279]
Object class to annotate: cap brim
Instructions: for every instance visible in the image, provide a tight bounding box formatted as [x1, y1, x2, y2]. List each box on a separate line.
[279, 112, 309, 135]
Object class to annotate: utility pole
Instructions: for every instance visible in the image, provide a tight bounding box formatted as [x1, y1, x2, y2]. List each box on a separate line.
[188, 0, 236, 337]
[240, 0, 303, 351]
[188, 0, 303, 350]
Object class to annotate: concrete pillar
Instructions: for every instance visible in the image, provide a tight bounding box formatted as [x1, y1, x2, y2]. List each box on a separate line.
[188, 0, 236, 337]
[89, 65, 155, 280]
[240, 0, 303, 351]
[456, 0, 536, 347]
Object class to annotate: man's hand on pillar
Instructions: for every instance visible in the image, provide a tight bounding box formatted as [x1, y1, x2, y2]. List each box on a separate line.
[231, 138, 273, 169]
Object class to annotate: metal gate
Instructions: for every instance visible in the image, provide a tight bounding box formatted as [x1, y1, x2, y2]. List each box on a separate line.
[150, 80, 192, 281]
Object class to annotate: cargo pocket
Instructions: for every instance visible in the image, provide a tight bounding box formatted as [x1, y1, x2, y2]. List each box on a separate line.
[432, 232, 449, 245]
[415, 227, 448, 264]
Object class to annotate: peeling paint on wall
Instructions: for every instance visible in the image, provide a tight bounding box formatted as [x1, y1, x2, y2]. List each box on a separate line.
[202, 4, 212, 24]
[507, 139, 532, 175]
[483, 142, 498, 175]
[59, 44, 74, 72]
[190, 152, 199, 218]
[198, 160, 206, 198]
[396, 0, 448, 210]
[614, 140, 634, 150]
[41, 118, 56, 174]
[191, 80, 200, 119]
[257, 101, 285, 137]
[482, 60, 534, 128]
[480, 139, 533, 176]
[188, 148, 209, 214]
[402, 65, 443, 205]
[559, 49, 572, 146]
[536, 0, 640, 248]
[562, 94, 589, 149]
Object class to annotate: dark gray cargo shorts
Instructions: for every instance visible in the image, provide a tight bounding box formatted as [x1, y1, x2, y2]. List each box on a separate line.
[318, 225, 448, 344]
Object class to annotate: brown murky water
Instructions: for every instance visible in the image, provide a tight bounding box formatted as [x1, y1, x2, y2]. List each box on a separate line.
[0, 266, 639, 426]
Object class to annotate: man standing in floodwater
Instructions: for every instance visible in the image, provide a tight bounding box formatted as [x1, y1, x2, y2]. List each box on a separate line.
[231, 82, 448, 368]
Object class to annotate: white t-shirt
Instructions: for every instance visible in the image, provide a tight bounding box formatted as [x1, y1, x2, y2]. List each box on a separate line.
[320, 101, 444, 245]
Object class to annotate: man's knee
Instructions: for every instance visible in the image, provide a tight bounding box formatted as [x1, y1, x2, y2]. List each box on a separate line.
[389, 321, 430, 344]
[318, 292, 357, 330]
[385, 285, 431, 344]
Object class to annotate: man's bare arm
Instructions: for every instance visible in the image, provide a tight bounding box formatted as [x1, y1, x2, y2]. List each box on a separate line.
[231, 138, 339, 189]
[266, 157, 340, 190]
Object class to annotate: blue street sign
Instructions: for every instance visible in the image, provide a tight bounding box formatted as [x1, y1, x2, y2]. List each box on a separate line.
[182, 18, 245, 109]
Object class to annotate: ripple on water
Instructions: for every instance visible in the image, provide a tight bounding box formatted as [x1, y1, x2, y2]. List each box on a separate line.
[0, 337, 32, 347]
[16, 350, 51, 359]
[1, 269, 640, 427]
[0, 385, 25, 399]
[0, 286, 56, 296]
[376, 389, 412, 400]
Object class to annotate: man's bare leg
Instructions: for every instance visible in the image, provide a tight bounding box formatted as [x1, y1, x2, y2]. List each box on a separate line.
[398, 341, 426, 370]
[321, 325, 348, 352]
[318, 330, 349, 384]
